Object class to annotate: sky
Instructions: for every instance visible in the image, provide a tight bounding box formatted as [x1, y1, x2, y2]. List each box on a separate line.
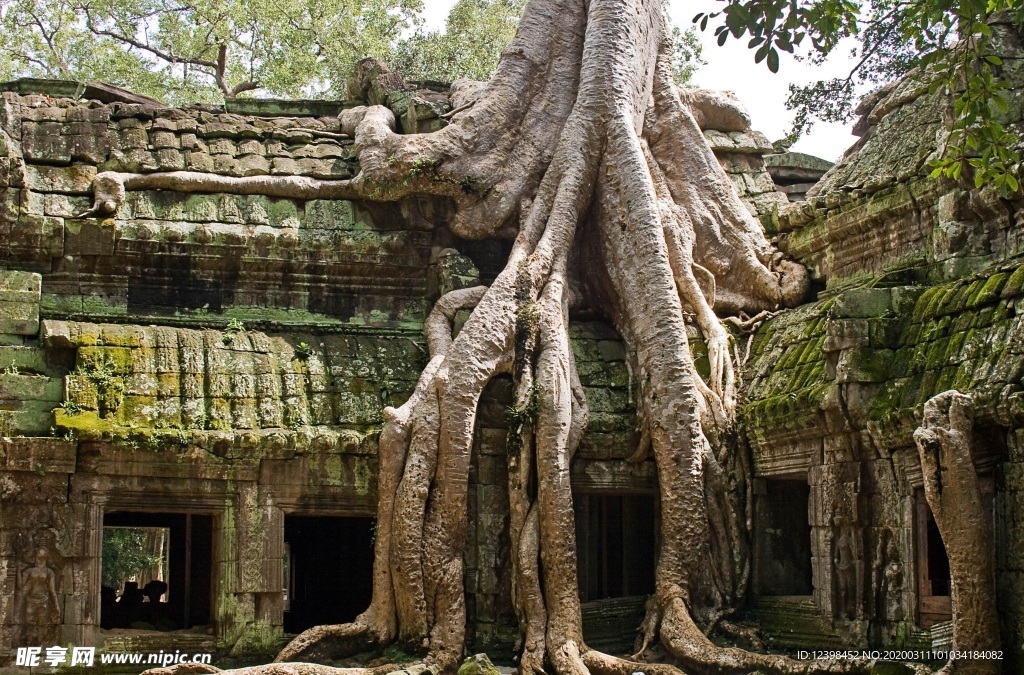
[420, 0, 865, 162]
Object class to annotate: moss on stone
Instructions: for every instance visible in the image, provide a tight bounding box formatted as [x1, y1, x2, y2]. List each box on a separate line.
[1001, 262, 1024, 298]
[969, 272, 1008, 309]
[54, 408, 113, 440]
[911, 286, 943, 322]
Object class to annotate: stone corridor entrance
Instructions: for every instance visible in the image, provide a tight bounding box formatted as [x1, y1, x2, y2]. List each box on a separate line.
[573, 494, 657, 602]
[753, 478, 813, 597]
[282, 516, 374, 634]
[914, 491, 951, 627]
[101, 512, 213, 630]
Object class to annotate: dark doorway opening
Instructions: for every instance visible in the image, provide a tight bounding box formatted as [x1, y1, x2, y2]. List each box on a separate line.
[753, 478, 813, 596]
[283, 515, 374, 634]
[101, 512, 213, 630]
[573, 494, 656, 602]
[915, 490, 951, 626]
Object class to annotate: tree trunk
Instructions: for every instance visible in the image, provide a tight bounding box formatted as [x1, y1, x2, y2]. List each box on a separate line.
[913, 391, 1001, 675]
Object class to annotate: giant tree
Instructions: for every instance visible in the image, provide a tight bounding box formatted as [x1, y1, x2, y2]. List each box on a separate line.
[80, 0, 903, 672]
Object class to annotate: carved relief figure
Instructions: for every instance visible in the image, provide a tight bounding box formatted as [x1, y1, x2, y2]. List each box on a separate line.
[15, 548, 61, 646]
[833, 527, 858, 621]
[871, 528, 904, 622]
[824, 474, 862, 621]
[882, 537, 904, 621]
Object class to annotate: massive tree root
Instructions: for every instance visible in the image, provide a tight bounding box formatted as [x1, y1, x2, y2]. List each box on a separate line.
[108, 0, 897, 673]
[913, 392, 1001, 675]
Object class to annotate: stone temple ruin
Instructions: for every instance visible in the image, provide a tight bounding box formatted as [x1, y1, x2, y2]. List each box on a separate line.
[1, 24, 1024, 673]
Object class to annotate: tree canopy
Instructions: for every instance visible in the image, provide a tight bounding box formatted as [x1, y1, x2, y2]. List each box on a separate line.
[0, 0, 702, 105]
[0, 0, 425, 103]
[697, 0, 1024, 192]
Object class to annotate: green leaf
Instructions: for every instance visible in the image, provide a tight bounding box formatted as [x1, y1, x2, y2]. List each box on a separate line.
[767, 47, 780, 73]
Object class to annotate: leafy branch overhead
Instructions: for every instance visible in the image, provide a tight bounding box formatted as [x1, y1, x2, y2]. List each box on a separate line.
[0, 0, 705, 105]
[1, 0, 427, 104]
[696, 0, 1024, 194]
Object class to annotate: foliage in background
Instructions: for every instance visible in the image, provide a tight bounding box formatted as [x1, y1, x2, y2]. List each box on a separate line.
[0, 0, 704, 104]
[0, 0, 424, 104]
[101, 527, 164, 590]
[695, 0, 1024, 195]
[669, 15, 705, 84]
[391, 0, 524, 82]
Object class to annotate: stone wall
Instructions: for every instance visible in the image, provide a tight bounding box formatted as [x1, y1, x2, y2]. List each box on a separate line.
[0, 271, 650, 663]
[738, 21, 1024, 667]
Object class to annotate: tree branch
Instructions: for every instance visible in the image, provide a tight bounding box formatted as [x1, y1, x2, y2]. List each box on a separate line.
[82, 9, 219, 70]
[228, 80, 260, 96]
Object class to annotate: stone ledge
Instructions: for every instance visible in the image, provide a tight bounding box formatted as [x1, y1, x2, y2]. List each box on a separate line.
[0, 437, 76, 473]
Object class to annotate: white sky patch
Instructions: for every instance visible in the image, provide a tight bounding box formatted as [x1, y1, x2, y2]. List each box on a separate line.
[419, 0, 867, 162]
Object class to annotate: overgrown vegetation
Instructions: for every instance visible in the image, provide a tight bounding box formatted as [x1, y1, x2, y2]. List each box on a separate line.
[101, 527, 165, 590]
[295, 341, 314, 359]
[222, 318, 245, 344]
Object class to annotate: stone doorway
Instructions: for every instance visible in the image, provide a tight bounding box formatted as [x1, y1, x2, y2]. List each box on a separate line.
[914, 491, 951, 627]
[282, 515, 374, 634]
[752, 477, 812, 597]
[101, 512, 213, 631]
[573, 494, 656, 602]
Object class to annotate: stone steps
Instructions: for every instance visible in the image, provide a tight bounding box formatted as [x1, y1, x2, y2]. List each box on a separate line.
[744, 596, 848, 651]
[581, 595, 646, 655]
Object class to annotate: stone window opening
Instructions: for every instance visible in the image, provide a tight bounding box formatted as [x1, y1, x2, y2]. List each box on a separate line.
[101, 512, 213, 632]
[102, 526, 169, 599]
[912, 470, 996, 629]
[282, 515, 374, 634]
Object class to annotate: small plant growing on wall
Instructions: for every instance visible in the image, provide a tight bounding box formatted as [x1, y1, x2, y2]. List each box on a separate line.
[295, 342, 313, 359]
[59, 400, 83, 416]
[74, 355, 124, 418]
[222, 318, 245, 345]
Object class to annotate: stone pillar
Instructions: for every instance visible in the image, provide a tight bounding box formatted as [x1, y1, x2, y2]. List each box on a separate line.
[811, 462, 866, 625]
[229, 483, 284, 656]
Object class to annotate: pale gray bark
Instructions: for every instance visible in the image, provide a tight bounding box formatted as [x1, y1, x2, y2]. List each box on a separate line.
[913, 392, 1001, 675]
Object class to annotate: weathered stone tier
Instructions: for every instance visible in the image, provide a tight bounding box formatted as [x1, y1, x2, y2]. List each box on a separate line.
[776, 19, 1024, 291]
